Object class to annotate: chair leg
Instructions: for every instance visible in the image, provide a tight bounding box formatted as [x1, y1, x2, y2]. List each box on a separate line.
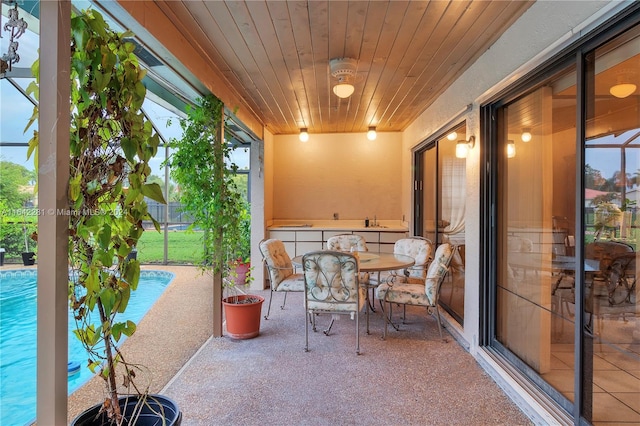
[365, 286, 370, 335]
[380, 299, 400, 340]
[356, 309, 361, 355]
[433, 305, 445, 341]
[305, 309, 310, 352]
[323, 316, 336, 335]
[264, 288, 275, 320]
[280, 291, 288, 310]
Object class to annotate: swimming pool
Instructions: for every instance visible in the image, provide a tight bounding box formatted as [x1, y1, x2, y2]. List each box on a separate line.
[0, 269, 175, 426]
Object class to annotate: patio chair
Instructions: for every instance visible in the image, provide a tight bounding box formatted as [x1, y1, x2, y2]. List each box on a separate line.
[376, 242, 455, 341]
[302, 250, 366, 354]
[377, 236, 434, 317]
[383, 236, 434, 283]
[326, 233, 371, 287]
[259, 238, 305, 320]
[326, 233, 369, 252]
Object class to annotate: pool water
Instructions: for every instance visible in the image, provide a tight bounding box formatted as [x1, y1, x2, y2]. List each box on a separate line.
[0, 269, 174, 426]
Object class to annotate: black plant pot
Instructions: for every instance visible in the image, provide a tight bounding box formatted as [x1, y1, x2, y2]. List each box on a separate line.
[21, 252, 35, 266]
[71, 394, 182, 426]
[126, 249, 138, 261]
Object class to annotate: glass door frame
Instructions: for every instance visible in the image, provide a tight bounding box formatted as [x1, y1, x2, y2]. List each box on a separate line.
[480, 5, 640, 424]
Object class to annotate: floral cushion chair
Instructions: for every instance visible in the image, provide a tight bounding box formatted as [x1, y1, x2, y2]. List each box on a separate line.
[259, 238, 305, 320]
[302, 250, 366, 355]
[376, 243, 455, 341]
[326, 234, 371, 284]
[382, 237, 434, 284]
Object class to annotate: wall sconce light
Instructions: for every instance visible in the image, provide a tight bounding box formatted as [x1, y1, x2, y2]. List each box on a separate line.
[299, 128, 309, 142]
[610, 82, 637, 98]
[446, 131, 458, 141]
[367, 126, 377, 141]
[455, 136, 475, 159]
[521, 129, 532, 142]
[507, 140, 516, 158]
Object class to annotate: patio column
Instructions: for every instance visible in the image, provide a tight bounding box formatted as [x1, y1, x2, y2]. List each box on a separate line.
[36, 1, 70, 423]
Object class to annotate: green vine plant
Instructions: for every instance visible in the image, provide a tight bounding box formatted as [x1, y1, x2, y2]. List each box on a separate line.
[167, 94, 253, 300]
[25, 10, 166, 424]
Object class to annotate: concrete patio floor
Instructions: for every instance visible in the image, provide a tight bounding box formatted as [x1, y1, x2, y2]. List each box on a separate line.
[67, 265, 533, 425]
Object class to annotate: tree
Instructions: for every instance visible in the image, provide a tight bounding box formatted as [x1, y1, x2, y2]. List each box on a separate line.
[0, 160, 35, 209]
[146, 174, 177, 200]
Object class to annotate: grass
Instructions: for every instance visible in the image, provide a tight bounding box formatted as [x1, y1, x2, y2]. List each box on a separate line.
[136, 229, 205, 264]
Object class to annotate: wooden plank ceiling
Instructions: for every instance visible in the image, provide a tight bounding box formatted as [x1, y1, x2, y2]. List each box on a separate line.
[136, 1, 534, 136]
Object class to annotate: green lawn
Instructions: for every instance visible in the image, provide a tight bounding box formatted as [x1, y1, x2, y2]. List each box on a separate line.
[136, 229, 205, 263]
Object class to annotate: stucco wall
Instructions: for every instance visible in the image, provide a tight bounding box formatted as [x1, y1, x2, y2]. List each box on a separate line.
[270, 132, 403, 222]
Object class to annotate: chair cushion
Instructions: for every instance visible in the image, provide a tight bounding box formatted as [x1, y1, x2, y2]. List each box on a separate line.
[376, 282, 431, 306]
[260, 239, 295, 290]
[393, 238, 433, 280]
[327, 235, 368, 252]
[307, 286, 367, 312]
[424, 244, 454, 304]
[277, 273, 305, 292]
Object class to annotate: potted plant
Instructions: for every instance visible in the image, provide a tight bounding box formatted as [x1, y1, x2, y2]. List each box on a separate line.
[228, 204, 254, 287]
[168, 94, 263, 340]
[21, 216, 35, 266]
[25, 9, 180, 425]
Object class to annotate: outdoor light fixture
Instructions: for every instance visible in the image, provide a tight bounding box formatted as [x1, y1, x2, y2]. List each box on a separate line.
[521, 129, 532, 142]
[455, 136, 475, 159]
[507, 140, 516, 158]
[610, 82, 637, 98]
[299, 128, 309, 142]
[330, 57, 357, 98]
[447, 132, 458, 141]
[367, 127, 377, 141]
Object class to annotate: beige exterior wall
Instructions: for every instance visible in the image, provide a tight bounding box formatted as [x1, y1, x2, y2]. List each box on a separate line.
[269, 132, 404, 222]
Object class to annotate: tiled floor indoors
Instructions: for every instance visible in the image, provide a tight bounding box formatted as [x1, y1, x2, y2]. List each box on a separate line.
[546, 286, 640, 425]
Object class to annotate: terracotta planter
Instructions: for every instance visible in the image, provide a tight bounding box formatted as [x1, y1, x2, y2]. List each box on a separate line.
[223, 294, 264, 339]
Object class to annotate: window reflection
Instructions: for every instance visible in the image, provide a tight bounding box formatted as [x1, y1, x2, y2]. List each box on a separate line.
[496, 67, 578, 400]
[494, 23, 640, 423]
[418, 124, 467, 323]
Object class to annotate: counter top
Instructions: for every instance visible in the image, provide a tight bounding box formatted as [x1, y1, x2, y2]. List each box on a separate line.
[268, 220, 408, 232]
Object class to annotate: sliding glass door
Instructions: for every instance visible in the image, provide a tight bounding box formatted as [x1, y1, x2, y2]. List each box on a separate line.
[415, 124, 467, 323]
[487, 18, 640, 423]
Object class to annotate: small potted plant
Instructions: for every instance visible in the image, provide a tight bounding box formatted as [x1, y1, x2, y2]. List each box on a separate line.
[26, 9, 180, 425]
[228, 204, 254, 287]
[169, 94, 263, 340]
[21, 218, 35, 266]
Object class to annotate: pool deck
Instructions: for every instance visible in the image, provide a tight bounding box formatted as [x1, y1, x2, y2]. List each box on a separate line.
[2, 263, 532, 425]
